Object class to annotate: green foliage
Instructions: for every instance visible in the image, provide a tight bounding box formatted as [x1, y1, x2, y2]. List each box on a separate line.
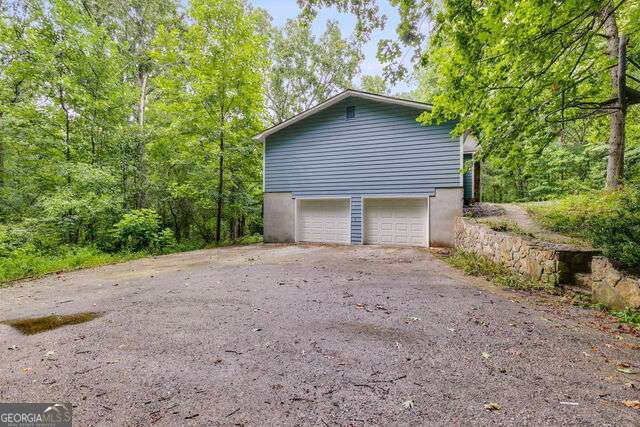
[111, 209, 174, 253]
[0, 246, 141, 285]
[526, 186, 640, 271]
[1, 0, 267, 259]
[265, 18, 363, 124]
[609, 307, 640, 329]
[443, 249, 543, 291]
[360, 74, 389, 95]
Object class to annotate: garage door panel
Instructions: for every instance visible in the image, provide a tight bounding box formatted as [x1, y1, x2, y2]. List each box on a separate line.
[364, 198, 428, 246]
[298, 199, 350, 244]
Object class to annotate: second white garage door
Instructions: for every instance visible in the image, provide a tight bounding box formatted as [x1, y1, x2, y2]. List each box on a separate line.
[297, 199, 350, 244]
[363, 198, 428, 246]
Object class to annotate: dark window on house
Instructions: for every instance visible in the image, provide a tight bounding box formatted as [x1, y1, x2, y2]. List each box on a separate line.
[346, 105, 356, 119]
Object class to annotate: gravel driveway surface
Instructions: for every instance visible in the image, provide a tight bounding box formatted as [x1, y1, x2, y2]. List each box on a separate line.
[1, 244, 638, 425]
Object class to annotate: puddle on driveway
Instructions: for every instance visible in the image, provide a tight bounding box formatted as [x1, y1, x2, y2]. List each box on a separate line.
[1, 312, 103, 335]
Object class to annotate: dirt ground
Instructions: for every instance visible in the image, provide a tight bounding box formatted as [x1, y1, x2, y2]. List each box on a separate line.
[1, 244, 638, 425]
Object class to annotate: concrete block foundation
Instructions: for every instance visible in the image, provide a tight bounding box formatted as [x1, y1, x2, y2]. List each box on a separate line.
[263, 192, 295, 243]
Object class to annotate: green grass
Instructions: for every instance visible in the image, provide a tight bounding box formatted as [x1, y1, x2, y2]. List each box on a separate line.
[0, 234, 264, 286]
[524, 191, 622, 236]
[442, 249, 545, 291]
[0, 247, 145, 285]
[524, 188, 640, 272]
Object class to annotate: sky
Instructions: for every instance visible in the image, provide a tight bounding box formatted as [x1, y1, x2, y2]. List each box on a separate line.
[251, 0, 415, 93]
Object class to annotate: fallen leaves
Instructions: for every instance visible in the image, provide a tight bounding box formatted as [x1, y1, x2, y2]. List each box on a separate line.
[616, 363, 639, 375]
[622, 400, 640, 409]
[484, 402, 501, 411]
[481, 352, 491, 360]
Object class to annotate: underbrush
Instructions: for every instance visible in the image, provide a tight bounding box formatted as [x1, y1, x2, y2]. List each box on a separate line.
[479, 219, 535, 238]
[609, 307, 640, 329]
[0, 233, 263, 285]
[443, 250, 640, 331]
[525, 185, 640, 273]
[0, 247, 143, 284]
[442, 249, 544, 291]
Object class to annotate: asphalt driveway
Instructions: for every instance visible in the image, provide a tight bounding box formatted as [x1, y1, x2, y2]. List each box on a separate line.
[1, 244, 638, 425]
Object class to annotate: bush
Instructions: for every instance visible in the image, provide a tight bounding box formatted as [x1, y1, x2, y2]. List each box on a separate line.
[151, 228, 177, 253]
[0, 224, 31, 257]
[111, 209, 162, 252]
[109, 209, 177, 253]
[443, 249, 543, 291]
[526, 186, 640, 272]
[585, 188, 640, 272]
[0, 246, 140, 284]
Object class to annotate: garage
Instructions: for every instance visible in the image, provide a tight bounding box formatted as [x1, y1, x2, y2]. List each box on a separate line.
[363, 198, 429, 246]
[296, 198, 350, 244]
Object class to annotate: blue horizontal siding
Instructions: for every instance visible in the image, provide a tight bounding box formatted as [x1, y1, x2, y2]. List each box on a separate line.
[463, 153, 473, 200]
[264, 96, 462, 243]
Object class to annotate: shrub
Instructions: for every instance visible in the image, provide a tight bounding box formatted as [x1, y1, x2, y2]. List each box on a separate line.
[112, 209, 162, 252]
[444, 249, 543, 291]
[584, 187, 640, 272]
[0, 246, 140, 284]
[526, 186, 640, 272]
[151, 228, 177, 253]
[0, 224, 31, 257]
[109, 209, 178, 254]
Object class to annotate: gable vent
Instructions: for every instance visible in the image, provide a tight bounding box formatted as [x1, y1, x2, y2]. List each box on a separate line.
[346, 105, 356, 119]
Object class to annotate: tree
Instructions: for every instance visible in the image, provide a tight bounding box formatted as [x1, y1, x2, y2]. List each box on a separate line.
[265, 19, 363, 124]
[299, 0, 640, 189]
[152, 0, 267, 243]
[360, 74, 389, 95]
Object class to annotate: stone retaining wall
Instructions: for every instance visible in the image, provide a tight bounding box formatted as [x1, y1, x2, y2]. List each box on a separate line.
[591, 257, 640, 309]
[454, 218, 596, 286]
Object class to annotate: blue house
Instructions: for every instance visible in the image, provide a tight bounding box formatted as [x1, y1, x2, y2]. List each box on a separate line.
[256, 90, 478, 247]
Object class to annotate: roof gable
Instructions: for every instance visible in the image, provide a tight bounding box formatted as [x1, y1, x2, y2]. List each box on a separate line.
[255, 89, 432, 142]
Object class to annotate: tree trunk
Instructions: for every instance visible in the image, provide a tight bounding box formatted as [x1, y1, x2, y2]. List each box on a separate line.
[138, 73, 147, 128]
[215, 109, 225, 244]
[0, 138, 4, 189]
[167, 201, 180, 241]
[602, 5, 626, 189]
[58, 86, 72, 185]
[134, 72, 149, 208]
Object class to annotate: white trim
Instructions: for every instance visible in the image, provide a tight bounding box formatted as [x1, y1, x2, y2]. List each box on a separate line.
[262, 139, 266, 191]
[294, 196, 351, 200]
[294, 196, 352, 245]
[459, 135, 464, 187]
[427, 195, 431, 245]
[361, 194, 433, 199]
[470, 153, 475, 199]
[361, 195, 430, 248]
[254, 89, 432, 142]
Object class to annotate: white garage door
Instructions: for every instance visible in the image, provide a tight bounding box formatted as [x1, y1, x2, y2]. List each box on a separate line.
[364, 198, 428, 246]
[297, 199, 350, 244]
